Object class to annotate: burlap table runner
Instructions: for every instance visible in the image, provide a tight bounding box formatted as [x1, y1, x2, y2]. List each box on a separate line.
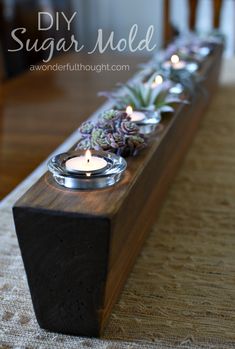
[0, 59, 235, 349]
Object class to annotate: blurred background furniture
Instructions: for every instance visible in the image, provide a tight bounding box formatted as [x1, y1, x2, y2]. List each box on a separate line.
[0, 43, 5, 80]
[164, 0, 224, 45]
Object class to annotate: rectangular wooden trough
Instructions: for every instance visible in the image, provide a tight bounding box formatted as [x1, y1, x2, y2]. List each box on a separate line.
[13, 44, 223, 337]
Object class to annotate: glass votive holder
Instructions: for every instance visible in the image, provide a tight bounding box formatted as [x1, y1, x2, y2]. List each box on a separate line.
[48, 150, 127, 190]
[123, 108, 161, 135]
[162, 55, 199, 74]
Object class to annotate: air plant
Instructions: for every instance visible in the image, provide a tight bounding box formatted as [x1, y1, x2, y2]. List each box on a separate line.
[99, 77, 184, 114]
[76, 110, 146, 157]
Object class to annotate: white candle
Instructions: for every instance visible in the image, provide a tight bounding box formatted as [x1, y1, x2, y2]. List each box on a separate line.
[151, 75, 163, 88]
[163, 54, 186, 71]
[126, 106, 145, 122]
[170, 54, 186, 70]
[151, 74, 163, 88]
[66, 150, 107, 173]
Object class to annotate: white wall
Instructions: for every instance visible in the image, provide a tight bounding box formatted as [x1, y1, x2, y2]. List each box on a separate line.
[71, 0, 163, 55]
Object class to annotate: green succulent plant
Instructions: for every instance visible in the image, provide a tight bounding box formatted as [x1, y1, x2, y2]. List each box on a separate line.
[100, 78, 184, 113]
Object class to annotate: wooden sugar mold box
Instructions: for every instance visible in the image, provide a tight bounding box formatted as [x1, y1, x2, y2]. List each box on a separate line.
[13, 44, 223, 337]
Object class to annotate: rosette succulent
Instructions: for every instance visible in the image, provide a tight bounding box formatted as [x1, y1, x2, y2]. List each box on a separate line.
[76, 110, 146, 157]
[100, 78, 184, 113]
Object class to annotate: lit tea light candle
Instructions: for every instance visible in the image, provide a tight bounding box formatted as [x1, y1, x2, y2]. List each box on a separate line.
[151, 74, 163, 88]
[126, 106, 145, 122]
[65, 150, 108, 173]
[163, 54, 186, 71]
[170, 54, 186, 70]
[49, 149, 127, 189]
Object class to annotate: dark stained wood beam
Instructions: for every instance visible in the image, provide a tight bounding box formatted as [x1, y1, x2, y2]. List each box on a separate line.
[13, 44, 223, 337]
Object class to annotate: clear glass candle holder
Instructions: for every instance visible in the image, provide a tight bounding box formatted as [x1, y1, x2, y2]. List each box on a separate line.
[162, 60, 199, 74]
[123, 109, 161, 135]
[48, 150, 127, 190]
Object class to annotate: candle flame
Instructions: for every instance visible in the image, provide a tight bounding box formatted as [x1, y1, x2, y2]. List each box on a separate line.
[85, 149, 92, 163]
[171, 54, 180, 64]
[126, 106, 133, 115]
[155, 75, 163, 85]
[151, 74, 163, 88]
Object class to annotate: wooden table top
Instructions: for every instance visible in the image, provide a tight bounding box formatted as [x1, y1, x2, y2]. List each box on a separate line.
[0, 53, 145, 199]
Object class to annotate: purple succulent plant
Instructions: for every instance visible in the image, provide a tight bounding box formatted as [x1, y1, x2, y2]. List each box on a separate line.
[76, 110, 146, 157]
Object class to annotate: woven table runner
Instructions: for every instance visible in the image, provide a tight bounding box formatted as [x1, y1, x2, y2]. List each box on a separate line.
[0, 59, 235, 349]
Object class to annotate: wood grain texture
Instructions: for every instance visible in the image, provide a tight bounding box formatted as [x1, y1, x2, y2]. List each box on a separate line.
[0, 54, 144, 199]
[13, 45, 223, 337]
